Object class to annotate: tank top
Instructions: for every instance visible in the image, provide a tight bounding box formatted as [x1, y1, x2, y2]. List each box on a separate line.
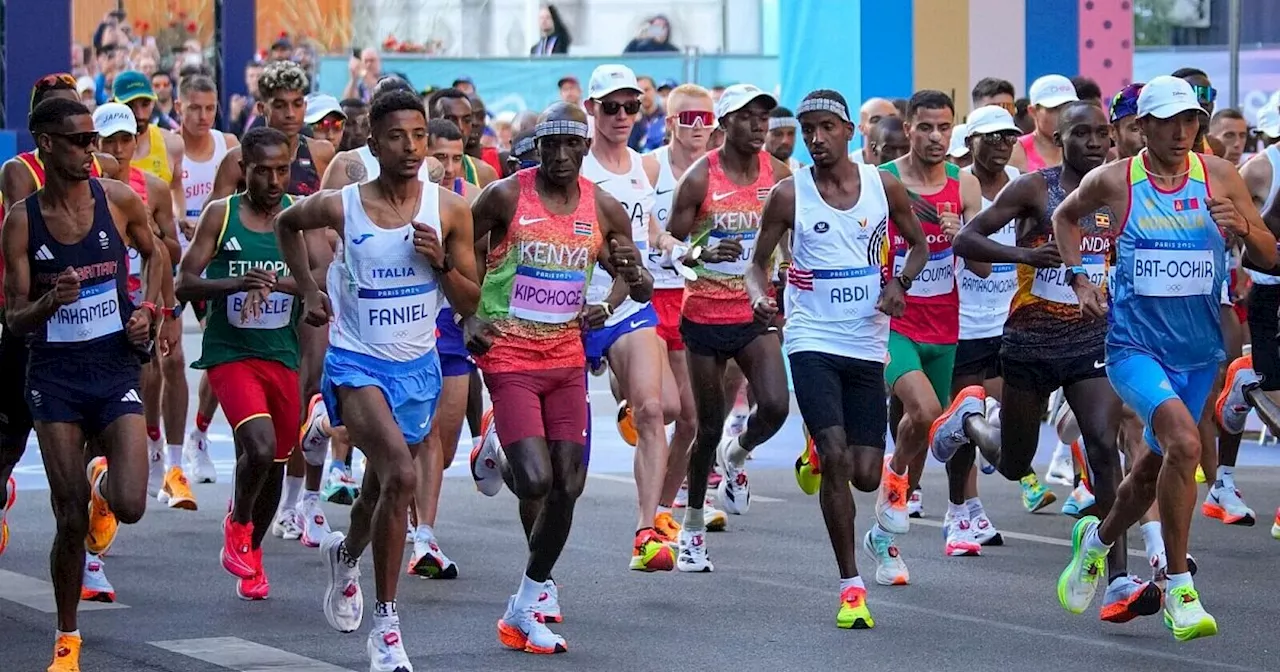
[1003, 166, 1115, 360]
[192, 193, 300, 371]
[648, 146, 684, 290]
[476, 168, 601, 374]
[684, 150, 775, 324]
[355, 145, 436, 183]
[181, 131, 229, 249]
[785, 163, 891, 363]
[328, 183, 441, 362]
[882, 161, 962, 345]
[288, 138, 321, 196]
[581, 147, 654, 325]
[958, 165, 1021, 340]
[1019, 133, 1048, 172]
[24, 179, 133, 360]
[463, 155, 479, 185]
[123, 167, 149, 306]
[137, 125, 172, 183]
[1109, 152, 1225, 371]
[1245, 144, 1280, 285]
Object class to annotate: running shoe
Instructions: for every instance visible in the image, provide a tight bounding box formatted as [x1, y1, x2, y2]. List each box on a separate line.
[321, 531, 364, 633]
[972, 511, 1004, 546]
[794, 428, 821, 495]
[1057, 516, 1107, 614]
[705, 499, 728, 532]
[1272, 507, 1280, 540]
[157, 466, 197, 510]
[942, 512, 981, 557]
[470, 409, 504, 497]
[716, 436, 750, 515]
[322, 465, 358, 505]
[221, 514, 256, 579]
[1216, 354, 1259, 435]
[237, 548, 269, 600]
[271, 507, 303, 540]
[862, 529, 909, 586]
[1044, 442, 1075, 487]
[1201, 482, 1256, 526]
[146, 438, 164, 498]
[654, 511, 681, 544]
[1100, 574, 1162, 623]
[1163, 585, 1218, 642]
[928, 385, 985, 463]
[498, 595, 567, 654]
[183, 429, 217, 484]
[1061, 482, 1095, 518]
[368, 619, 414, 671]
[875, 458, 910, 534]
[673, 483, 689, 508]
[706, 469, 723, 491]
[535, 581, 562, 624]
[300, 496, 332, 548]
[836, 585, 874, 629]
[1150, 551, 1200, 585]
[1019, 472, 1057, 513]
[676, 528, 714, 572]
[1, 475, 14, 557]
[629, 528, 675, 572]
[723, 404, 749, 439]
[1195, 464, 1207, 484]
[907, 488, 923, 518]
[616, 400, 638, 447]
[84, 457, 117, 556]
[48, 631, 81, 672]
[409, 528, 458, 579]
[80, 553, 115, 602]
[298, 395, 331, 467]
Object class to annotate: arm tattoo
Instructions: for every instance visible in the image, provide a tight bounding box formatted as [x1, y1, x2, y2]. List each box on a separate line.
[344, 158, 367, 182]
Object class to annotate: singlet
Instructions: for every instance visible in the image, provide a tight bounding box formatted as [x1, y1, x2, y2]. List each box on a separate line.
[288, 138, 321, 197]
[684, 150, 775, 324]
[1245, 144, 1280, 285]
[882, 161, 962, 345]
[137, 125, 172, 183]
[328, 183, 441, 363]
[648, 146, 684, 290]
[1018, 133, 1049, 172]
[181, 131, 230, 248]
[193, 193, 300, 371]
[463, 155, 480, 185]
[958, 165, 1021, 340]
[785, 164, 890, 363]
[1109, 152, 1226, 371]
[24, 179, 133, 362]
[123, 167, 149, 306]
[355, 145, 437, 183]
[1003, 166, 1115, 361]
[581, 147, 654, 325]
[476, 168, 601, 374]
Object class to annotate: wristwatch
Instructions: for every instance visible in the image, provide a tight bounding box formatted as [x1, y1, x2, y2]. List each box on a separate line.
[1065, 265, 1089, 287]
[432, 255, 454, 275]
[690, 246, 704, 263]
[895, 274, 913, 291]
[163, 304, 184, 319]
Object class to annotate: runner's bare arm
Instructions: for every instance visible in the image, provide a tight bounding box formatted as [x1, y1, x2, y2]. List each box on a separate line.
[166, 130, 187, 222]
[473, 160, 499, 188]
[596, 187, 654, 304]
[0, 160, 36, 207]
[0, 203, 52, 334]
[147, 174, 182, 264]
[1239, 155, 1273, 211]
[956, 174, 1044, 263]
[309, 137, 336, 184]
[770, 155, 793, 183]
[210, 145, 244, 202]
[663, 157, 709, 245]
[1008, 141, 1028, 172]
[435, 188, 481, 316]
[108, 180, 166, 309]
[95, 153, 121, 177]
[1051, 164, 1122, 267]
[882, 171, 929, 281]
[1209, 158, 1278, 268]
[320, 149, 367, 190]
[957, 170, 992, 277]
[177, 199, 246, 301]
[276, 191, 343, 298]
[747, 177, 794, 305]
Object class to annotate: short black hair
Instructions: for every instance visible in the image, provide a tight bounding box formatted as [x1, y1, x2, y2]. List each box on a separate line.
[340, 97, 368, 109]
[1211, 108, 1245, 123]
[906, 90, 954, 120]
[1071, 76, 1102, 101]
[971, 77, 1016, 105]
[1173, 67, 1209, 81]
[873, 115, 905, 136]
[426, 88, 469, 117]
[1057, 100, 1101, 129]
[241, 126, 289, 163]
[451, 78, 472, 88]
[370, 90, 426, 130]
[428, 118, 464, 143]
[371, 76, 413, 103]
[892, 97, 909, 117]
[769, 106, 794, 118]
[29, 97, 89, 135]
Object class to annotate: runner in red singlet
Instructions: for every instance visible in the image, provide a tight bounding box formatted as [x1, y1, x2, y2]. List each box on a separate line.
[1011, 75, 1077, 172]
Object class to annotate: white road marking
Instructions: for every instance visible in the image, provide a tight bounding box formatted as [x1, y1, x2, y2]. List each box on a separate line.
[910, 518, 1145, 558]
[149, 637, 355, 672]
[587, 472, 785, 502]
[0, 570, 128, 613]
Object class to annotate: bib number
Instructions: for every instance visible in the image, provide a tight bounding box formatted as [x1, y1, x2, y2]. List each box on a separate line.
[510, 266, 585, 324]
[1133, 240, 1215, 297]
[228, 291, 294, 330]
[794, 267, 881, 320]
[893, 249, 954, 297]
[358, 284, 436, 343]
[47, 281, 123, 343]
[958, 262, 1017, 312]
[1031, 255, 1105, 304]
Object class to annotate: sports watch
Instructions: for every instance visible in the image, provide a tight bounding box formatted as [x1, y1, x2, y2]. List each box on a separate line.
[1065, 265, 1090, 287]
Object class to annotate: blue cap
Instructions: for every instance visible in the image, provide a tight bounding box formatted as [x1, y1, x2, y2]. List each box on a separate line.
[659, 78, 679, 90]
[112, 71, 155, 104]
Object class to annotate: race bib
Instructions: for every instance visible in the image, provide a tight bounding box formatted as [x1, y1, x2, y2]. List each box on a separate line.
[958, 263, 1017, 312]
[1133, 240, 1215, 297]
[47, 281, 123, 343]
[793, 266, 881, 320]
[127, 246, 142, 277]
[704, 229, 757, 277]
[358, 283, 437, 344]
[228, 291, 294, 330]
[1031, 255, 1106, 304]
[893, 249, 954, 298]
[510, 266, 585, 324]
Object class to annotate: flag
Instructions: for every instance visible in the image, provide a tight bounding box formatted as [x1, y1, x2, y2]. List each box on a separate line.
[1173, 197, 1199, 212]
[757, 187, 771, 201]
[787, 266, 813, 291]
[573, 221, 593, 236]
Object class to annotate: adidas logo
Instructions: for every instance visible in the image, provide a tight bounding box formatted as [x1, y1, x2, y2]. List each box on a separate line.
[223, 237, 242, 251]
[121, 389, 142, 404]
[34, 245, 54, 261]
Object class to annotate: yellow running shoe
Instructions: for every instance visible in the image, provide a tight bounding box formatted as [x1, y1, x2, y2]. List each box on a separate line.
[836, 585, 874, 629]
[1, 475, 14, 557]
[1163, 584, 1218, 642]
[654, 511, 681, 545]
[48, 631, 81, 671]
[157, 467, 198, 510]
[616, 401, 638, 447]
[629, 528, 675, 571]
[85, 457, 117, 556]
[794, 426, 820, 496]
[1194, 465, 1206, 484]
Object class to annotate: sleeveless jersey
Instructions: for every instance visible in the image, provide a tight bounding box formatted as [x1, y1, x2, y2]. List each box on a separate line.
[1109, 152, 1225, 370]
[958, 165, 1021, 340]
[1245, 144, 1280, 284]
[648, 146, 684, 290]
[581, 147, 654, 325]
[1003, 166, 1115, 361]
[328, 183, 441, 362]
[683, 150, 775, 324]
[882, 161, 962, 345]
[463, 155, 479, 185]
[1019, 133, 1048, 172]
[123, 167, 149, 306]
[289, 138, 320, 196]
[193, 193, 300, 370]
[181, 131, 229, 249]
[785, 163, 890, 363]
[476, 168, 601, 374]
[355, 145, 436, 183]
[137, 125, 172, 183]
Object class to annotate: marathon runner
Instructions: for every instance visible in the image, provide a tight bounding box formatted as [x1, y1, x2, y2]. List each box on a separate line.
[277, 88, 480, 671]
[178, 127, 306, 601]
[853, 98, 899, 164]
[750, 89, 926, 626]
[427, 88, 499, 187]
[3, 96, 163, 672]
[971, 77, 1017, 114]
[1010, 74, 1078, 172]
[305, 94, 348, 149]
[1055, 76, 1274, 641]
[766, 106, 800, 171]
[1208, 109, 1248, 165]
[867, 116, 909, 166]
[462, 102, 650, 652]
[665, 83, 793, 570]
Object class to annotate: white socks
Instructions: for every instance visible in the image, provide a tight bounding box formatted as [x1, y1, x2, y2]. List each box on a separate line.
[726, 436, 749, 467]
[965, 497, 985, 520]
[947, 501, 968, 519]
[166, 444, 182, 470]
[1168, 571, 1193, 591]
[282, 476, 304, 511]
[840, 575, 866, 592]
[683, 505, 705, 531]
[514, 574, 543, 610]
[1140, 521, 1164, 560]
[1084, 524, 1112, 555]
[1216, 465, 1235, 489]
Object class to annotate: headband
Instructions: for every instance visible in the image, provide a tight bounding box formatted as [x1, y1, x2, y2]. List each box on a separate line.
[768, 116, 799, 131]
[534, 119, 590, 139]
[512, 135, 536, 156]
[796, 98, 851, 123]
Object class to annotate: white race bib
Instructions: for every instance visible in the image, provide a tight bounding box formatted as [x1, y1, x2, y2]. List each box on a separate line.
[1031, 255, 1106, 304]
[893, 249, 954, 298]
[704, 229, 757, 277]
[510, 266, 585, 324]
[358, 283, 437, 344]
[958, 263, 1017, 313]
[228, 291, 294, 330]
[1133, 240, 1215, 297]
[47, 281, 123, 343]
[794, 266, 881, 320]
[127, 246, 142, 277]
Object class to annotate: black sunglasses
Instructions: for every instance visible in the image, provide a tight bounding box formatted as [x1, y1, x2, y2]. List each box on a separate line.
[46, 131, 98, 148]
[980, 132, 1019, 146]
[599, 100, 642, 116]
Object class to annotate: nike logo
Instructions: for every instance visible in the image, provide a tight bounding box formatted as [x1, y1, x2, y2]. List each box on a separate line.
[1093, 360, 1106, 369]
[656, 189, 673, 195]
[519, 216, 547, 225]
[352, 233, 374, 245]
[712, 190, 738, 202]
[629, 320, 649, 329]
[595, 179, 610, 185]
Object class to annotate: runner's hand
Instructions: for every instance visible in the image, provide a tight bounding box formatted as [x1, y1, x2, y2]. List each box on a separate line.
[302, 290, 333, 327]
[1072, 281, 1108, 320]
[608, 238, 642, 285]
[877, 280, 907, 317]
[412, 222, 445, 267]
[159, 315, 181, 355]
[580, 303, 610, 330]
[239, 287, 269, 324]
[939, 203, 962, 239]
[52, 267, 80, 306]
[1021, 242, 1063, 269]
[752, 295, 778, 324]
[1208, 198, 1248, 236]
[705, 237, 743, 263]
[125, 306, 153, 345]
[463, 315, 503, 356]
[239, 268, 276, 292]
[179, 218, 196, 241]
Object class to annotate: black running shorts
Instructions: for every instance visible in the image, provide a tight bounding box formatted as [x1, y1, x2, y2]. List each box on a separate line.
[789, 351, 887, 450]
[954, 336, 1002, 380]
[1247, 284, 1280, 391]
[1001, 346, 1107, 397]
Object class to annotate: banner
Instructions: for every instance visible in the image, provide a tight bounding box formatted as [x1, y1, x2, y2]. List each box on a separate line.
[1134, 47, 1280, 123]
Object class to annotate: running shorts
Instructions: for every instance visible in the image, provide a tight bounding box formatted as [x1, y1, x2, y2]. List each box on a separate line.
[0, 328, 33, 444]
[651, 288, 684, 351]
[322, 346, 442, 446]
[207, 358, 301, 461]
[483, 367, 588, 446]
[1247, 284, 1280, 391]
[1001, 345, 1107, 397]
[680, 318, 776, 360]
[953, 336, 1002, 380]
[1107, 352, 1218, 455]
[26, 356, 142, 435]
[436, 307, 476, 377]
[885, 331, 955, 407]
[584, 304, 660, 369]
[789, 351, 886, 449]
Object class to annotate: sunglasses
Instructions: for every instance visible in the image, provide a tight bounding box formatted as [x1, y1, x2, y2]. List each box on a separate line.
[46, 131, 98, 148]
[992, 101, 1016, 114]
[598, 100, 642, 116]
[313, 118, 345, 133]
[979, 132, 1019, 145]
[1191, 84, 1217, 104]
[674, 110, 714, 128]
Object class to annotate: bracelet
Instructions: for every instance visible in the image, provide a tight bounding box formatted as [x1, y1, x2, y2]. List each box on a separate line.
[138, 301, 159, 319]
[432, 255, 454, 275]
[596, 302, 613, 317]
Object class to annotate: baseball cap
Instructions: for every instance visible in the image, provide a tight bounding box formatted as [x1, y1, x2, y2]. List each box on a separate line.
[965, 105, 1021, 137]
[658, 78, 679, 91]
[557, 75, 579, 88]
[714, 83, 778, 120]
[93, 102, 137, 137]
[1257, 104, 1280, 139]
[948, 124, 970, 158]
[1137, 75, 1206, 120]
[76, 76, 96, 95]
[304, 93, 345, 124]
[112, 70, 155, 104]
[1108, 83, 1144, 123]
[1029, 74, 1078, 109]
[588, 64, 641, 100]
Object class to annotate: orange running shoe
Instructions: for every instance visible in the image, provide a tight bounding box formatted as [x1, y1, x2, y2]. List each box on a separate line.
[616, 401, 638, 446]
[654, 511, 681, 544]
[237, 547, 270, 600]
[1, 475, 14, 557]
[157, 466, 197, 510]
[629, 528, 675, 571]
[874, 457, 910, 534]
[84, 457, 117, 555]
[47, 631, 81, 672]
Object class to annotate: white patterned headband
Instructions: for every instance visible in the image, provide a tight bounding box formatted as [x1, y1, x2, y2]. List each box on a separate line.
[534, 119, 590, 139]
[768, 116, 799, 131]
[796, 98, 850, 123]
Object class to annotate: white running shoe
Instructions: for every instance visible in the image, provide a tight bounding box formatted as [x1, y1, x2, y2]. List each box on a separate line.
[534, 580, 562, 624]
[81, 552, 116, 602]
[1202, 481, 1257, 526]
[271, 507, 303, 540]
[1045, 442, 1075, 487]
[907, 488, 923, 519]
[367, 619, 413, 672]
[299, 495, 331, 548]
[703, 499, 728, 532]
[409, 528, 458, 579]
[972, 511, 1004, 546]
[146, 441, 165, 498]
[723, 404, 749, 439]
[321, 531, 364, 633]
[299, 397, 331, 467]
[942, 511, 982, 557]
[499, 595, 567, 654]
[676, 528, 714, 572]
[716, 437, 750, 515]
[470, 410, 503, 497]
[183, 430, 217, 484]
[862, 529, 909, 586]
[673, 483, 689, 509]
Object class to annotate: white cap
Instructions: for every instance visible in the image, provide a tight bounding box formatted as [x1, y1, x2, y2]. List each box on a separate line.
[1258, 105, 1280, 139]
[1029, 74, 1078, 108]
[947, 124, 969, 157]
[93, 102, 136, 137]
[75, 76, 96, 95]
[714, 83, 777, 120]
[965, 105, 1021, 137]
[587, 64, 641, 100]
[1137, 75, 1206, 120]
[304, 94, 345, 125]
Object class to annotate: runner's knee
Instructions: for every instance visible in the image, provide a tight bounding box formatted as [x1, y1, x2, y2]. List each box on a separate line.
[160, 349, 186, 377]
[1160, 425, 1202, 466]
[508, 458, 553, 501]
[751, 386, 789, 434]
[379, 453, 418, 500]
[632, 396, 665, 433]
[51, 494, 90, 537]
[112, 489, 147, 524]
